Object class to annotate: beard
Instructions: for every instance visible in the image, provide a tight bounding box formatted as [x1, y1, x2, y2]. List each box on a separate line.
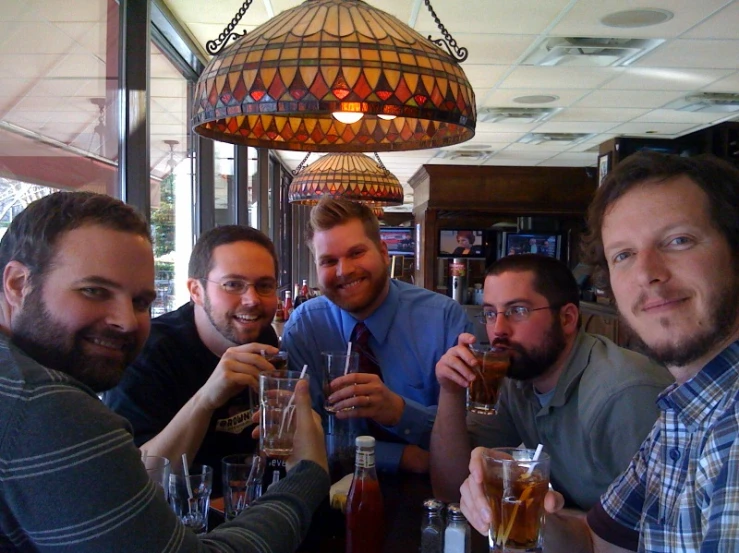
[493, 318, 568, 381]
[621, 271, 739, 368]
[10, 286, 139, 393]
[321, 268, 389, 317]
[202, 289, 267, 345]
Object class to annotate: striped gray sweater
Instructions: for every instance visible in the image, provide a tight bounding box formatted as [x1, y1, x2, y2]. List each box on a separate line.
[0, 335, 329, 552]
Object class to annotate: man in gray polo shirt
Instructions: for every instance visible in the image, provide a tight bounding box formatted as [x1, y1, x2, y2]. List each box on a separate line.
[431, 254, 672, 510]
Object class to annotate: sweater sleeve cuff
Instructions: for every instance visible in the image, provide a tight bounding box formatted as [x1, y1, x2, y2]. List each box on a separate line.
[586, 501, 639, 551]
[266, 460, 330, 512]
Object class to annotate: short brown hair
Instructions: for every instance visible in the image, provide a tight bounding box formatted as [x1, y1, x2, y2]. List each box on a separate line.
[457, 230, 476, 245]
[188, 225, 278, 279]
[581, 151, 739, 296]
[0, 191, 150, 287]
[306, 197, 382, 252]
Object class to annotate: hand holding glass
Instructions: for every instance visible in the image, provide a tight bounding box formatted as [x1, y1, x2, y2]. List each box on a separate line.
[323, 351, 359, 413]
[259, 370, 310, 459]
[482, 448, 550, 552]
[467, 345, 509, 415]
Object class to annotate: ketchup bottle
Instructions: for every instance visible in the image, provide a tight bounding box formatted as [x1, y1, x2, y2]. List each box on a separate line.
[345, 436, 384, 553]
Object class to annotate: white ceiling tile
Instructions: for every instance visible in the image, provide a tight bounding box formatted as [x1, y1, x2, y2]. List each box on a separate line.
[480, 88, 589, 108]
[505, 141, 575, 153]
[461, 65, 510, 89]
[500, 66, 621, 90]
[551, 0, 734, 39]
[602, 67, 732, 90]
[534, 121, 619, 134]
[702, 71, 739, 92]
[684, 1, 739, 39]
[450, 34, 536, 65]
[574, 89, 685, 108]
[549, 107, 649, 122]
[632, 109, 732, 124]
[540, 153, 597, 167]
[475, 121, 540, 133]
[635, 39, 739, 70]
[609, 121, 702, 136]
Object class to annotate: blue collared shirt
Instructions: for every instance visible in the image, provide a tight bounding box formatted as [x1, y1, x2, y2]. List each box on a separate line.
[589, 340, 739, 552]
[282, 279, 472, 472]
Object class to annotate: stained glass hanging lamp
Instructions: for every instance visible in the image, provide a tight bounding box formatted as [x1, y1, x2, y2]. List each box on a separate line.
[192, 0, 476, 152]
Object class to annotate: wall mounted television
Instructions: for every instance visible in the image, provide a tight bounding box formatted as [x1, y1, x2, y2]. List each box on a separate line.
[503, 232, 563, 260]
[438, 229, 486, 258]
[380, 227, 415, 256]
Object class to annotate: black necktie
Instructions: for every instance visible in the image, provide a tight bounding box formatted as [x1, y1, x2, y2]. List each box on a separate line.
[351, 322, 383, 381]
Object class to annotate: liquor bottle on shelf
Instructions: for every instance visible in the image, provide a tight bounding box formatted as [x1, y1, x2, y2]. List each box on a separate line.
[283, 291, 294, 320]
[345, 436, 384, 553]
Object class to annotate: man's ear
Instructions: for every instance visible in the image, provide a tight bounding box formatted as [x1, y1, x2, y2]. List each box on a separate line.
[560, 303, 580, 334]
[187, 278, 205, 306]
[3, 261, 31, 311]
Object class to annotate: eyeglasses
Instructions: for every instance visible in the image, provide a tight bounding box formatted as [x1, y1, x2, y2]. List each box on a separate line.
[202, 278, 277, 297]
[476, 305, 559, 325]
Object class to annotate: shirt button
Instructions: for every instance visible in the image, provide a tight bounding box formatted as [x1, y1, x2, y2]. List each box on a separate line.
[404, 429, 411, 435]
[669, 448, 681, 461]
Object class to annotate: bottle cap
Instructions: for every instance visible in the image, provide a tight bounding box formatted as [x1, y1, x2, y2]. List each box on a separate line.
[423, 498, 444, 512]
[355, 435, 376, 448]
[447, 503, 466, 520]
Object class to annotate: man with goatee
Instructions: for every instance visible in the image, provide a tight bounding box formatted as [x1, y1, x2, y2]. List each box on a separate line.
[431, 254, 672, 510]
[105, 225, 281, 489]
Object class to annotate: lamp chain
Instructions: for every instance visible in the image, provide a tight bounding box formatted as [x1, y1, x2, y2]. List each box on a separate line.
[206, 0, 255, 55]
[423, 0, 468, 62]
[292, 152, 312, 175]
[373, 152, 389, 173]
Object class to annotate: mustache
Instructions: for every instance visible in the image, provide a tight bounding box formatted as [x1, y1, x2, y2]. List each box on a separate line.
[491, 338, 525, 355]
[631, 288, 688, 314]
[82, 329, 139, 352]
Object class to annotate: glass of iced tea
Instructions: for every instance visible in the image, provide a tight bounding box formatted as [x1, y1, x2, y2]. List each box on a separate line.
[262, 350, 288, 371]
[259, 370, 309, 459]
[482, 448, 550, 552]
[322, 351, 360, 413]
[467, 345, 509, 415]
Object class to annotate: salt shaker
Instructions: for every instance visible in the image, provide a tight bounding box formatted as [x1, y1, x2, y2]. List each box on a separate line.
[420, 498, 445, 553]
[444, 503, 470, 553]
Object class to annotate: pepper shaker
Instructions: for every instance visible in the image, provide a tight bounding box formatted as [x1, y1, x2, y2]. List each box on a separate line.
[420, 498, 445, 553]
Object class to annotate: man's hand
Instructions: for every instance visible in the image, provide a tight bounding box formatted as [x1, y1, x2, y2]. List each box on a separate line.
[400, 444, 430, 474]
[194, 343, 279, 412]
[287, 380, 328, 473]
[328, 373, 405, 426]
[436, 333, 478, 393]
[459, 447, 492, 535]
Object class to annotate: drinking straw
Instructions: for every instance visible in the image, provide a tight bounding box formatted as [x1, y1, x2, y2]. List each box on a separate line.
[496, 444, 544, 547]
[278, 365, 308, 438]
[181, 453, 193, 500]
[343, 342, 353, 376]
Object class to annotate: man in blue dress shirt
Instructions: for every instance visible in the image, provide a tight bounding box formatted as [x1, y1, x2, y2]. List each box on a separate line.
[283, 198, 472, 474]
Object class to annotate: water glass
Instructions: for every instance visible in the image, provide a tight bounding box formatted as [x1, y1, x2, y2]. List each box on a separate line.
[169, 465, 214, 534]
[142, 455, 170, 501]
[322, 351, 359, 413]
[259, 370, 310, 459]
[222, 454, 264, 520]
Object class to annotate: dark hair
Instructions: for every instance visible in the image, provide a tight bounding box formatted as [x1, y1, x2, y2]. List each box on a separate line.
[485, 254, 580, 309]
[188, 225, 278, 279]
[457, 230, 476, 245]
[306, 197, 382, 252]
[581, 151, 739, 296]
[0, 191, 150, 285]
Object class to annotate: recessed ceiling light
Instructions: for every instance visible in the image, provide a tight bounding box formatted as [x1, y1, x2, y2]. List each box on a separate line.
[601, 9, 674, 29]
[513, 95, 559, 104]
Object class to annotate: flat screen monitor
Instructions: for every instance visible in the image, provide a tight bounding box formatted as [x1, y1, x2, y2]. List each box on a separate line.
[504, 232, 562, 260]
[380, 227, 415, 256]
[438, 229, 486, 258]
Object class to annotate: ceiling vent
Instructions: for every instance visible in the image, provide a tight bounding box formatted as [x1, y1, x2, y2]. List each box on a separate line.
[478, 107, 561, 124]
[518, 132, 594, 145]
[522, 37, 664, 67]
[666, 92, 739, 113]
[435, 149, 493, 162]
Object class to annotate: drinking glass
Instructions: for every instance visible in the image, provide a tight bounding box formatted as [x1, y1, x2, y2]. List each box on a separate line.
[142, 455, 170, 501]
[222, 454, 264, 520]
[169, 465, 214, 534]
[467, 345, 509, 415]
[482, 448, 550, 552]
[322, 351, 359, 413]
[262, 350, 288, 371]
[259, 370, 310, 459]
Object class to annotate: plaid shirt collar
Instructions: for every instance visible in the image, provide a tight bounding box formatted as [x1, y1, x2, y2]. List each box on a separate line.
[657, 340, 739, 431]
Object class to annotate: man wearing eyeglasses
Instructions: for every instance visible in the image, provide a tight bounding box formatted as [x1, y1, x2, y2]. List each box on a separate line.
[105, 225, 281, 490]
[430, 254, 672, 511]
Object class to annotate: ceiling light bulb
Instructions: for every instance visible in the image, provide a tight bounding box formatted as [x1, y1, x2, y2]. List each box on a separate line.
[377, 114, 397, 121]
[332, 111, 364, 124]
